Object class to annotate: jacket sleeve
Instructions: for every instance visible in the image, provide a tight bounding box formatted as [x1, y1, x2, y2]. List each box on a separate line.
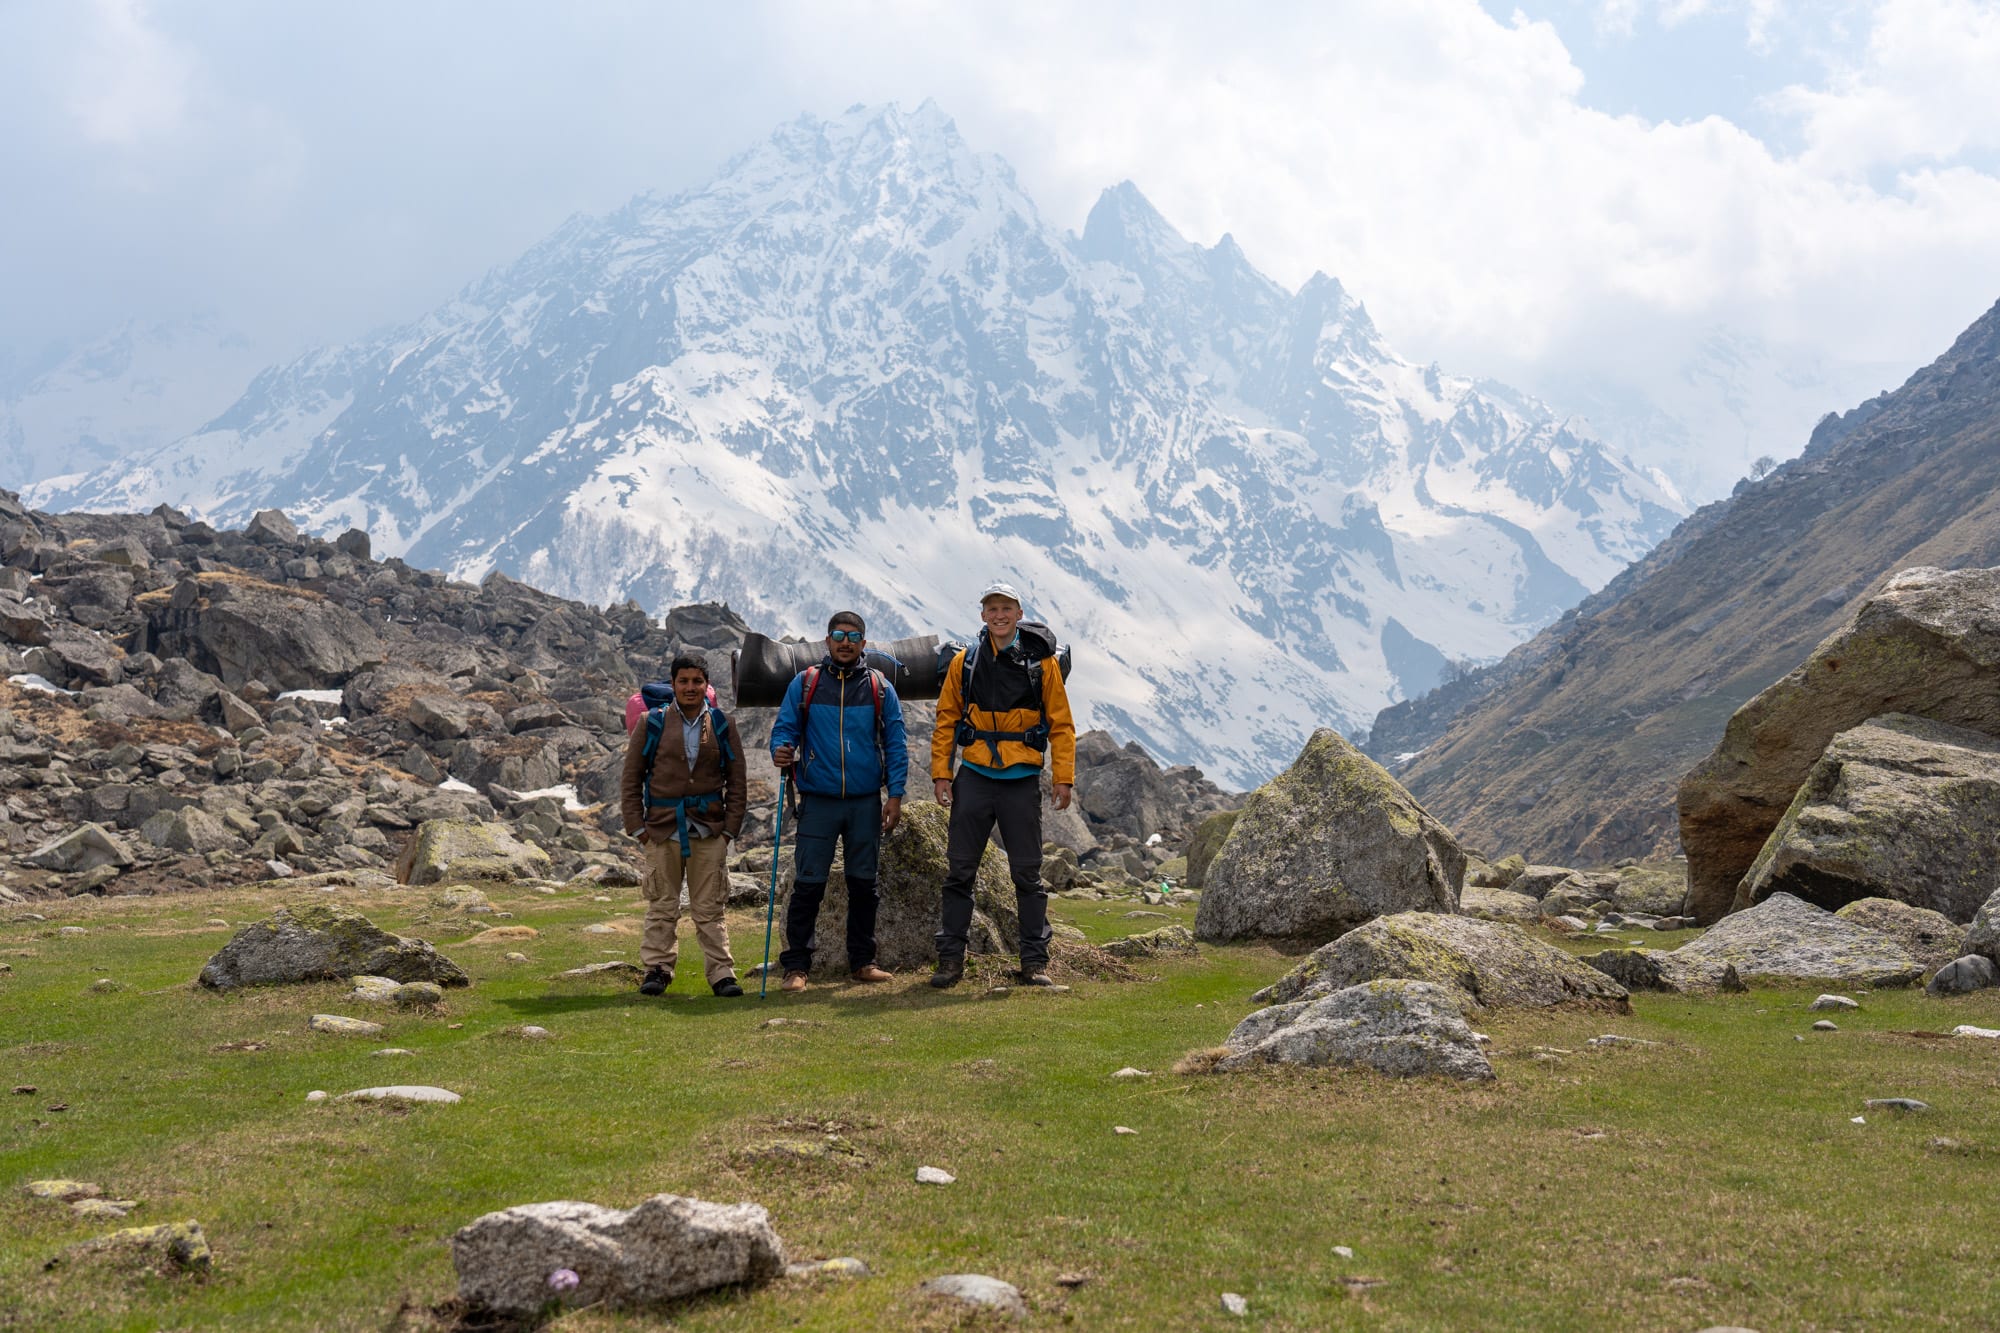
[723, 717, 748, 839]
[1042, 658, 1076, 787]
[930, 650, 965, 782]
[881, 682, 908, 798]
[770, 673, 804, 757]
[620, 719, 649, 835]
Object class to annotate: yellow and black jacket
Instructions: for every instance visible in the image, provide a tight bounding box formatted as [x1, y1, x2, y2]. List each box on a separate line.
[930, 625, 1076, 786]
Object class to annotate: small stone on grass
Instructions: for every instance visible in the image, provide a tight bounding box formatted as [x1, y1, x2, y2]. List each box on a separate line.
[916, 1166, 955, 1185]
[1222, 1291, 1249, 1316]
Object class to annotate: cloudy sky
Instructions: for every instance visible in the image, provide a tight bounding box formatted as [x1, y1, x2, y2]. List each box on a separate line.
[5, 0, 1999, 495]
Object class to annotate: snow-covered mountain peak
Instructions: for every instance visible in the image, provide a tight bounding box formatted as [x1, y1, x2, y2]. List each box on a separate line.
[31, 102, 1684, 788]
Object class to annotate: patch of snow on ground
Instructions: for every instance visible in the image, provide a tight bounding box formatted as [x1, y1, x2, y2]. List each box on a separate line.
[513, 783, 588, 811]
[7, 674, 74, 696]
[278, 688, 346, 704]
[437, 778, 478, 794]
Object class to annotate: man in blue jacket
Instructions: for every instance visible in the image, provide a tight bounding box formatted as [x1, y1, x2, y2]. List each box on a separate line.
[769, 610, 908, 991]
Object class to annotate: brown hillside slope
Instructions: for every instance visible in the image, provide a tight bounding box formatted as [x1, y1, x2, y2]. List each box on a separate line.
[1382, 298, 2000, 865]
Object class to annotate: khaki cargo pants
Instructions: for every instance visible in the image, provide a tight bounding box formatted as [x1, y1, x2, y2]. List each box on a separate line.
[640, 833, 735, 985]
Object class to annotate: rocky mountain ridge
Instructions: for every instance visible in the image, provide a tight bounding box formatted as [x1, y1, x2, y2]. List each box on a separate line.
[1371, 296, 2000, 865]
[30, 101, 1682, 790]
[0, 491, 1229, 904]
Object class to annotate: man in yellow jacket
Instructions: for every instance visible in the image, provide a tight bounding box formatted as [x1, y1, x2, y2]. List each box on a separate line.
[928, 581, 1076, 988]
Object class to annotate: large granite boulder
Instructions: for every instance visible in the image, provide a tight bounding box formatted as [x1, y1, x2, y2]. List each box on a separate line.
[1834, 898, 1965, 971]
[1735, 715, 2000, 920]
[1216, 979, 1494, 1081]
[397, 819, 552, 885]
[140, 574, 387, 690]
[1582, 948, 1744, 995]
[1195, 729, 1461, 944]
[778, 801, 1018, 975]
[1668, 891, 1922, 987]
[1073, 733, 1181, 840]
[25, 823, 134, 873]
[1681, 567, 2000, 923]
[1458, 885, 1540, 922]
[450, 1194, 784, 1319]
[1251, 912, 1629, 1011]
[1509, 865, 1579, 900]
[197, 904, 469, 989]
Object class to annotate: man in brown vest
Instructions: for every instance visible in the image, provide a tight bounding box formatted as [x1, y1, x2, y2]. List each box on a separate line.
[621, 653, 748, 997]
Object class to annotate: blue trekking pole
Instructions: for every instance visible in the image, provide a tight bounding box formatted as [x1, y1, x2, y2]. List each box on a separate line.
[760, 774, 787, 999]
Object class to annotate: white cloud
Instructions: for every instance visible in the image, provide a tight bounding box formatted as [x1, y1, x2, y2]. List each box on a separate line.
[65, 0, 196, 150]
[1769, 0, 2000, 172]
[759, 0, 2000, 490]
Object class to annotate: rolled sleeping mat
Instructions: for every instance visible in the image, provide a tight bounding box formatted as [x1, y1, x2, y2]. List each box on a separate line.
[732, 631, 944, 707]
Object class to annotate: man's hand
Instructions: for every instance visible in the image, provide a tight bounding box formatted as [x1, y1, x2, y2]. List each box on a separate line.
[1052, 783, 1073, 811]
[882, 796, 903, 833]
[933, 778, 954, 807]
[633, 827, 651, 844]
[772, 744, 795, 767]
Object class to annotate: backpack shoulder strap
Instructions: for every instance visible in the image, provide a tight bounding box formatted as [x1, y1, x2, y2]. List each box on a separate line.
[709, 706, 734, 768]
[801, 665, 822, 709]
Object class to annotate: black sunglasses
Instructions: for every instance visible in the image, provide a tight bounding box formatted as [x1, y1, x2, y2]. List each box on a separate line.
[827, 629, 864, 644]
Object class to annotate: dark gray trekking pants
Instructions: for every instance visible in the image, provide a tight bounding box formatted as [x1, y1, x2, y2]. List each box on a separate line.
[934, 768, 1051, 970]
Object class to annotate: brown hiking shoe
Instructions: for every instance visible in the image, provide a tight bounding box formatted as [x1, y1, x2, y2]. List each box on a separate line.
[780, 971, 809, 993]
[851, 964, 892, 983]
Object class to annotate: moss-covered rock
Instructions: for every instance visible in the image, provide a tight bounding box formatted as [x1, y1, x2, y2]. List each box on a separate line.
[398, 819, 551, 886]
[1184, 809, 1239, 890]
[1736, 714, 2000, 921]
[1670, 891, 1922, 987]
[1251, 912, 1629, 1011]
[197, 904, 469, 989]
[1195, 730, 1462, 945]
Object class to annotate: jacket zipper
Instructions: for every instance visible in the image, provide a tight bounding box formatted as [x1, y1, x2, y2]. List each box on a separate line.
[839, 674, 848, 797]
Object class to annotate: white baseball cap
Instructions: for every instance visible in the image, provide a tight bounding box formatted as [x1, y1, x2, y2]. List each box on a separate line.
[978, 581, 1023, 606]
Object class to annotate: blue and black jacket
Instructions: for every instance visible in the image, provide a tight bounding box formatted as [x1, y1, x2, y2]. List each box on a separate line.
[769, 657, 909, 799]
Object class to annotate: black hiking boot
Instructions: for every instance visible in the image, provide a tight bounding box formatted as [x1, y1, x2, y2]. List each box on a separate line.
[929, 958, 965, 989]
[711, 976, 745, 998]
[1015, 966, 1054, 987]
[639, 967, 671, 997]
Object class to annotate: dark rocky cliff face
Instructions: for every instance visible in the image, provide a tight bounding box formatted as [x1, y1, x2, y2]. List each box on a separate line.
[1370, 298, 2000, 864]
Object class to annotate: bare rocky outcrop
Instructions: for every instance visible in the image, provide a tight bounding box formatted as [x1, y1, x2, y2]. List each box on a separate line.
[1834, 898, 1967, 971]
[1196, 729, 1461, 945]
[449, 1194, 784, 1319]
[1681, 568, 2000, 923]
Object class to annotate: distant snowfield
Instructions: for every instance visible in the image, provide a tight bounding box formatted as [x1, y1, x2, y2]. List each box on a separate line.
[31, 104, 1685, 789]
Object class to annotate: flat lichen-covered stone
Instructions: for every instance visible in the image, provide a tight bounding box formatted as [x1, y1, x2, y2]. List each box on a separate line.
[1251, 912, 1630, 1011]
[197, 903, 469, 989]
[398, 819, 551, 886]
[1217, 979, 1494, 1081]
[54, 1220, 211, 1273]
[1582, 948, 1744, 995]
[1196, 729, 1462, 945]
[1670, 891, 1922, 987]
[450, 1194, 784, 1318]
[1101, 924, 1199, 959]
[1736, 715, 2000, 921]
[1834, 898, 1964, 970]
[1459, 885, 1540, 923]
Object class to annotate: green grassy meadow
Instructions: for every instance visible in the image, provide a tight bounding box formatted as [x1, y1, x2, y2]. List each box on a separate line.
[4, 882, 2000, 1331]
